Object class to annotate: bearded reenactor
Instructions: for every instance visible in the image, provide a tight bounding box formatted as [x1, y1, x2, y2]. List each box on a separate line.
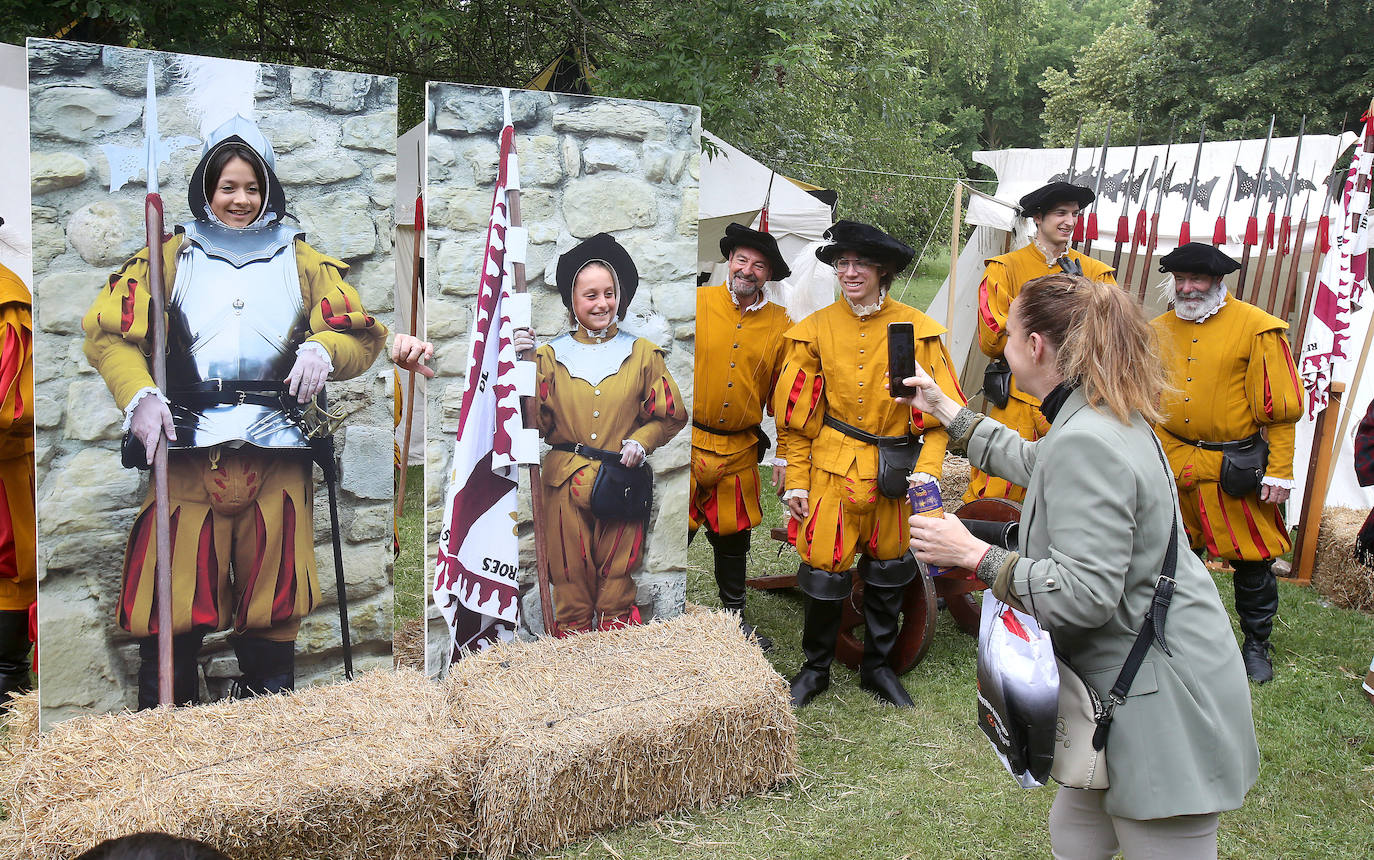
[1151, 242, 1302, 683]
[967, 181, 1116, 503]
[690, 223, 793, 650]
[774, 221, 965, 707]
[0, 261, 35, 709]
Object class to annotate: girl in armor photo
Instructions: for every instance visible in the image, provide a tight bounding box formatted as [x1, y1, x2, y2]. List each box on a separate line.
[82, 117, 386, 708]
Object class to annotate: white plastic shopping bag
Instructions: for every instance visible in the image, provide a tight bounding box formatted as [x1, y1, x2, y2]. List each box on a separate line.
[976, 595, 1060, 788]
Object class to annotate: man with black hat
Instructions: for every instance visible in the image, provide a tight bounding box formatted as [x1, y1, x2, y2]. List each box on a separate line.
[0, 261, 34, 709]
[690, 223, 794, 649]
[966, 181, 1116, 503]
[1151, 242, 1303, 683]
[773, 220, 965, 707]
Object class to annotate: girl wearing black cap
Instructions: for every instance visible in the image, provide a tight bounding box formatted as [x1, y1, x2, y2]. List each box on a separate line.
[82, 117, 387, 707]
[524, 233, 687, 634]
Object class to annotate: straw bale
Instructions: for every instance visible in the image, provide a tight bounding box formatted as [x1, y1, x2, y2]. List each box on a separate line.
[0, 670, 481, 860]
[1311, 506, 1374, 613]
[0, 690, 41, 760]
[939, 454, 970, 511]
[394, 616, 427, 672]
[447, 611, 797, 860]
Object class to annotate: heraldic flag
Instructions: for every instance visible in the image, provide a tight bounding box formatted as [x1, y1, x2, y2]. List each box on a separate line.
[1300, 111, 1371, 417]
[434, 97, 537, 662]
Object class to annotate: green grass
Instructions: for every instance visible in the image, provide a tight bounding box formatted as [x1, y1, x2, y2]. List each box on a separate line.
[395, 464, 426, 624]
[890, 246, 950, 315]
[525, 469, 1374, 860]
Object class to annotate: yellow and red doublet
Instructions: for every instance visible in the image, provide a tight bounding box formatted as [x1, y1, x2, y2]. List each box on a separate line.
[967, 242, 1116, 503]
[535, 327, 687, 632]
[0, 264, 34, 613]
[1153, 298, 1302, 561]
[690, 283, 792, 537]
[83, 237, 386, 639]
[772, 298, 965, 573]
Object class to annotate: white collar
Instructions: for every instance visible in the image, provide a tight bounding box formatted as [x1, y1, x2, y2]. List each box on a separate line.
[727, 283, 769, 313]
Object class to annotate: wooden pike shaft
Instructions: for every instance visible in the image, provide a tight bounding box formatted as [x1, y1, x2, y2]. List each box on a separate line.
[396, 194, 424, 518]
[145, 192, 173, 705]
[1278, 215, 1306, 321]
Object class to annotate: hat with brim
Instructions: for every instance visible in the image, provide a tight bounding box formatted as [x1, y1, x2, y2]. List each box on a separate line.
[720, 223, 791, 281]
[1018, 181, 1095, 218]
[814, 220, 915, 275]
[1158, 242, 1240, 276]
[556, 233, 640, 320]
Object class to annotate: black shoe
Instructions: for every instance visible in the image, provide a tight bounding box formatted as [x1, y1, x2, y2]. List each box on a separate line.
[1242, 636, 1274, 684]
[789, 584, 845, 708]
[857, 556, 917, 709]
[740, 619, 774, 653]
[789, 667, 830, 707]
[860, 665, 914, 707]
[0, 609, 32, 709]
[233, 637, 296, 697]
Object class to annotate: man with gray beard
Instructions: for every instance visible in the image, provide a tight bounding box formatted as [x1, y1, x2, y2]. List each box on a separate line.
[1150, 242, 1303, 683]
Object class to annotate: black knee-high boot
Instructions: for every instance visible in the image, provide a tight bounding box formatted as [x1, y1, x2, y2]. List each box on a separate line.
[233, 637, 296, 697]
[857, 553, 917, 707]
[1232, 560, 1278, 683]
[706, 529, 772, 651]
[789, 563, 852, 707]
[0, 609, 32, 708]
[137, 631, 205, 710]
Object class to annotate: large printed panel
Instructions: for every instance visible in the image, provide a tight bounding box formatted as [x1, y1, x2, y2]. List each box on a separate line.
[424, 84, 699, 672]
[29, 39, 398, 725]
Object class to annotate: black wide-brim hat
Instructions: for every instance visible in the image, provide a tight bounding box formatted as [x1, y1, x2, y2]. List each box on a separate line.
[1158, 242, 1241, 276]
[720, 222, 791, 281]
[814, 220, 915, 275]
[1018, 181, 1095, 218]
[556, 233, 640, 320]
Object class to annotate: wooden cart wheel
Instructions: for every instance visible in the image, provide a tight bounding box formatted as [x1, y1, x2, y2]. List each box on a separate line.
[943, 592, 981, 636]
[834, 570, 937, 675]
[938, 497, 1023, 636]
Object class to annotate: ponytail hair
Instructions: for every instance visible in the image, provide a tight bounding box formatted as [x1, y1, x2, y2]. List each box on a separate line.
[1016, 274, 1168, 424]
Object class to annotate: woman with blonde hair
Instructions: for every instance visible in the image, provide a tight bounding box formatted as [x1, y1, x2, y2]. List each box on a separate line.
[904, 273, 1256, 858]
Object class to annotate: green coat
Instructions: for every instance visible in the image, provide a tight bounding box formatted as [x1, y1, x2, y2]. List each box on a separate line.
[968, 389, 1258, 820]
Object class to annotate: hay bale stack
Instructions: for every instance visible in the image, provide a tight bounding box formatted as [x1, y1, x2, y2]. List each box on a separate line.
[0, 690, 40, 756]
[0, 670, 480, 860]
[1312, 505, 1374, 613]
[939, 454, 971, 510]
[394, 616, 427, 672]
[448, 611, 797, 860]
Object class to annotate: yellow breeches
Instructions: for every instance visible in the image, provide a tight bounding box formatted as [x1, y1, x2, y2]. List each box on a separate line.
[119, 448, 318, 640]
[689, 444, 764, 537]
[963, 396, 1048, 504]
[795, 468, 911, 573]
[1178, 481, 1291, 562]
[546, 464, 644, 633]
[0, 451, 35, 612]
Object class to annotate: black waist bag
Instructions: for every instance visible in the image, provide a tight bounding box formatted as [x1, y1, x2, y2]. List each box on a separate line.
[984, 358, 1012, 410]
[554, 443, 654, 521]
[1219, 433, 1269, 498]
[823, 415, 922, 500]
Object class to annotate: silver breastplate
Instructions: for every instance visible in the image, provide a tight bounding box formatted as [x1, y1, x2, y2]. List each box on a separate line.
[165, 221, 311, 450]
[548, 330, 637, 385]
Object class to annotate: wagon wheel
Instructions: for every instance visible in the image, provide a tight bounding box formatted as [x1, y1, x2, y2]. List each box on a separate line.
[939, 497, 1024, 636]
[834, 570, 937, 675]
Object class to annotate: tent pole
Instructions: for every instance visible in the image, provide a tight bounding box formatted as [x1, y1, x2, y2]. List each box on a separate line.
[946, 181, 962, 347]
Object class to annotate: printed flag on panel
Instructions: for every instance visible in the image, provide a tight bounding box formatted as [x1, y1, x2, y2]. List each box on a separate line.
[434, 102, 537, 661]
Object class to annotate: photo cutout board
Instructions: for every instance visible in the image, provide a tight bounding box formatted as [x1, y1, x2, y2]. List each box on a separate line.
[29, 39, 398, 725]
[424, 83, 699, 674]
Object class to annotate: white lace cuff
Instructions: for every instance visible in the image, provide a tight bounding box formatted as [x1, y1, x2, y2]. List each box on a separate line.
[122, 387, 170, 432]
[782, 488, 808, 502]
[1262, 476, 1296, 491]
[297, 341, 334, 373]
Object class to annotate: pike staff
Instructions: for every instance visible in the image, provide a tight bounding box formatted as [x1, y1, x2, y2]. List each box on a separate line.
[1294, 166, 1344, 350]
[1138, 141, 1177, 300]
[1265, 116, 1306, 314]
[1249, 155, 1288, 307]
[396, 139, 424, 518]
[1177, 124, 1206, 246]
[1125, 155, 1158, 297]
[1238, 117, 1276, 301]
[1082, 119, 1112, 256]
[1212, 141, 1244, 246]
[1112, 128, 1143, 271]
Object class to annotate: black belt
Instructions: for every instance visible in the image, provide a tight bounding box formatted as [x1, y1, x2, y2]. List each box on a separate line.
[823, 414, 913, 447]
[692, 419, 756, 437]
[170, 380, 292, 410]
[550, 442, 625, 464]
[1171, 430, 1262, 452]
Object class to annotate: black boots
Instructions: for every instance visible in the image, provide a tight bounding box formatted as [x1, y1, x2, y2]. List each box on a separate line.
[0, 609, 32, 708]
[705, 529, 772, 651]
[136, 630, 205, 710]
[789, 562, 851, 707]
[1232, 560, 1278, 683]
[857, 553, 916, 707]
[233, 637, 295, 697]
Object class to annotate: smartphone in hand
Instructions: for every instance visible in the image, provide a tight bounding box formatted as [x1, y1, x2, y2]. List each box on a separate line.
[888, 321, 917, 398]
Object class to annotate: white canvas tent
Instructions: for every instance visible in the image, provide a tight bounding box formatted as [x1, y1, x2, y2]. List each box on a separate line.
[699, 131, 837, 320]
[0, 43, 31, 286]
[394, 121, 426, 467]
[925, 133, 1369, 521]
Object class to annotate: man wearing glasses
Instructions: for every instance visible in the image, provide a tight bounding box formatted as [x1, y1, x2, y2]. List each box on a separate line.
[690, 224, 794, 650]
[773, 221, 964, 708]
[966, 181, 1116, 504]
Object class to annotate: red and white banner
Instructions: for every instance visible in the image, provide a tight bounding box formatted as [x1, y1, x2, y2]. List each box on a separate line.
[434, 100, 536, 662]
[1299, 114, 1372, 418]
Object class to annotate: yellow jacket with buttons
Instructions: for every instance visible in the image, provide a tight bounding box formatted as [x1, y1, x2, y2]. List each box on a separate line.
[772, 298, 964, 492]
[691, 283, 792, 457]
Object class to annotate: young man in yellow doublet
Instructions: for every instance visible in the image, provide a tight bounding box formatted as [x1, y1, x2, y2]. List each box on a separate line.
[0, 262, 34, 707]
[83, 118, 385, 707]
[1151, 242, 1302, 683]
[774, 221, 965, 708]
[690, 223, 793, 649]
[968, 181, 1116, 503]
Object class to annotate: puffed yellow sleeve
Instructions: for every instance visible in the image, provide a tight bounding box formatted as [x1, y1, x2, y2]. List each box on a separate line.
[0, 300, 32, 435]
[771, 326, 826, 494]
[626, 341, 687, 453]
[1247, 329, 1302, 481]
[910, 335, 967, 477]
[297, 241, 388, 381]
[976, 260, 1013, 358]
[81, 240, 180, 410]
[533, 343, 558, 439]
